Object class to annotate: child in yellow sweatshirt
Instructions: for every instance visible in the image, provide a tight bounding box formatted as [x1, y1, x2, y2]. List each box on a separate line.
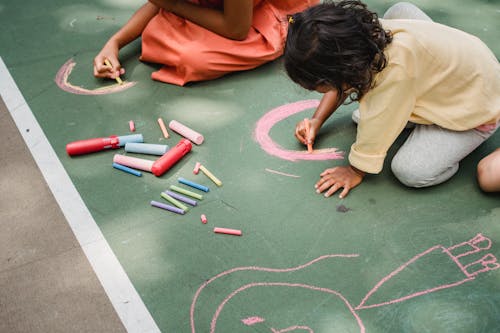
[284, 1, 499, 198]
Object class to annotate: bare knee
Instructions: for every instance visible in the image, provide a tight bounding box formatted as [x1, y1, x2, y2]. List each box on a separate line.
[477, 148, 500, 192]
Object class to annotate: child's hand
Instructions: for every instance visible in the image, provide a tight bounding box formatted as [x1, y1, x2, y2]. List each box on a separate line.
[93, 41, 125, 80]
[295, 118, 320, 147]
[315, 165, 365, 199]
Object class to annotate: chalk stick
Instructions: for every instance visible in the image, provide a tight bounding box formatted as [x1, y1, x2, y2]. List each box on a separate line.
[164, 190, 197, 206]
[304, 118, 313, 153]
[157, 118, 169, 138]
[178, 177, 209, 192]
[214, 227, 242, 236]
[113, 154, 154, 172]
[112, 162, 142, 177]
[193, 162, 201, 174]
[161, 192, 189, 212]
[201, 214, 207, 224]
[150, 200, 185, 215]
[116, 134, 144, 146]
[104, 59, 123, 85]
[199, 165, 222, 187]
[129, 120, 135, 132]
[169, 185, 203, 200]
[125, 143, 169, 156]
[169, 120, 204, 145]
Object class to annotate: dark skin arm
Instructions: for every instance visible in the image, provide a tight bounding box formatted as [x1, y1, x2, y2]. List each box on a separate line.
[94, 0, 253, 80]
[150, 0, 253, 40]
[295, 87, 366, 199]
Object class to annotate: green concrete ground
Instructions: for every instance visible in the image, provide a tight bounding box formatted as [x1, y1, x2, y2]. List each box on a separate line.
[1, 0, 499, 332]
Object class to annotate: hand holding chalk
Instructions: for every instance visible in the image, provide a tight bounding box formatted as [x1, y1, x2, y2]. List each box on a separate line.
[304, 118, 313, 153]
[295, 118, 316, 151]
[104, 59, 123, 84]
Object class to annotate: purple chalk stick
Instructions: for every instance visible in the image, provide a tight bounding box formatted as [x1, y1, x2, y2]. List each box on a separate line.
[164, 190, 198, 206]
[150, 200, 185, 215]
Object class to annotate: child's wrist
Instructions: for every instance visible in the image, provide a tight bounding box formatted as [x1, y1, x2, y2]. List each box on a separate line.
[350, 165, 366, 178]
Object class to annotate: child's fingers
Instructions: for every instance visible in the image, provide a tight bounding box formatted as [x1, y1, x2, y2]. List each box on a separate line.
[323, 182, 342, 197]
[338, 187, 349, 199]
[305, 128, 315, 145]
[315, 173, 335, 192]
[93, 64, 109, 78]
[294, 124, 307, 144]
[93, 57, 112, 77]
[319, 167, 339, 177]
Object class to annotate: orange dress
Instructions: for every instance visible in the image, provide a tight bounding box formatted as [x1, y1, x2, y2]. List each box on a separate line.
[140, 0, 319, 85]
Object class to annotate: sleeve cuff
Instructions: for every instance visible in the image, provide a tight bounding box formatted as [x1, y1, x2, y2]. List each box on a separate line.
[348, 144, 386, 174]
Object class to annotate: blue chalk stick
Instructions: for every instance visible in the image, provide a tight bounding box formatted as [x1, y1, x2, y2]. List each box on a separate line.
[117, 134, 144, 147]
[125, 142, 169, 155]
[178, 177, 209, 192]
[113, 162, 142, 177]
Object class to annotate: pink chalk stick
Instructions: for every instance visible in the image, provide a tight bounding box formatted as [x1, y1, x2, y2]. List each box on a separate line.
[169, 120, 204, 145]
[129, 120, 135, 132]
[193, 162, 201, 175]
[201, 214, 207, 224]
[214, 227, 242, 236]
[113, 154, 154, 172]
[157, 118, 169, 138]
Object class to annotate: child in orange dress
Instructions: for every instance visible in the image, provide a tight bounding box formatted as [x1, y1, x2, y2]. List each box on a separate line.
[94, 0, 318, 86]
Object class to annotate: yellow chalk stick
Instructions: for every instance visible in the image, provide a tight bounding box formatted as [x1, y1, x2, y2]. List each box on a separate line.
[199, 165, 222, 187]
[104, 59, 123, 85]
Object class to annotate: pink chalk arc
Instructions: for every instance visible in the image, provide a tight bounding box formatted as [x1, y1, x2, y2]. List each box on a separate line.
[253, 100, 344, 161]
[55, 58, 136, 95]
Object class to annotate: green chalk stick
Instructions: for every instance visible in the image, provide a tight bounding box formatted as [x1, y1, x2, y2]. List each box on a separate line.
[169, 185, 203, 200]
[161, 192, 189, 212]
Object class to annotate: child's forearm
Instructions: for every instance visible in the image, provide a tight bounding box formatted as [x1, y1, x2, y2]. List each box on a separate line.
[149, 0, 253, 40]
[109, 2, 160, 48]
[311, 90, 342, 126]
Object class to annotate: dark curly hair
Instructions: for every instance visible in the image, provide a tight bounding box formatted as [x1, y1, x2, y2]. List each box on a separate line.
[284, 0, 392, 102]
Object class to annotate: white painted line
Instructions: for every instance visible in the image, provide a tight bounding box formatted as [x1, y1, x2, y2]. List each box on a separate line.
[0, 57, 160, 333]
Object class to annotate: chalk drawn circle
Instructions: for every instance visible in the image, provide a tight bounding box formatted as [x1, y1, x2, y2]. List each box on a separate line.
[253, 100, 344, 161]
[55, 58, 136, 95]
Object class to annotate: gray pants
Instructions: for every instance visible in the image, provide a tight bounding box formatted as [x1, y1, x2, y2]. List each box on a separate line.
[382, 2, 497, 187]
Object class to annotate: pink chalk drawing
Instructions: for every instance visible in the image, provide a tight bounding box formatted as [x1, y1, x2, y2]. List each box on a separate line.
[190, 233, 499, 332]
[253, 100, 344, 161]
[55, 58, 136, 95]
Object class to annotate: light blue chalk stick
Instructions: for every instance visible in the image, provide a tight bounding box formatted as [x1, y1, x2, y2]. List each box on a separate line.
[117, 134, 144, 147]
[178, 177, 209, 192]
[125, 142, 169, 156]
[113, 162, 142, 177]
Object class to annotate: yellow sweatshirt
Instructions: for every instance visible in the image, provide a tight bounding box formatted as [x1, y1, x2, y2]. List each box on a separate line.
[350, 19, 500, 174]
